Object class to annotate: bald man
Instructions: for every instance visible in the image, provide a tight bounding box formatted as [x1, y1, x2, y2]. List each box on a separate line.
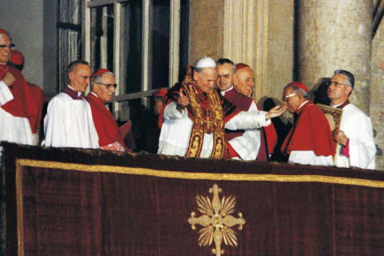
[231, 62, 278, 160]
[217, 59, 272, 160]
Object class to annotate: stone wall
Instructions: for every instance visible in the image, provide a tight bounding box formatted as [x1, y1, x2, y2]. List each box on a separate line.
[0, 0, 44, 88]
[371, 17, 384, 170]
[297, 0, 372, 115]
[0, 0, 57, 96]
[188, 0, 224, 66]
[264, 0, 294, 104]
[188, 0, 294, 108]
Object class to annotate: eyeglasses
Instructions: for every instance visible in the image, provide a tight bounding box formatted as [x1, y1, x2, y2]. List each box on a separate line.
[97, 83, 118, 89]
[72, 72, 91, 80]
[217, 74, 233, 80]
[0, 44, 15, 50]
[326, 81, 349, 87]
[282, 93, 297, 102]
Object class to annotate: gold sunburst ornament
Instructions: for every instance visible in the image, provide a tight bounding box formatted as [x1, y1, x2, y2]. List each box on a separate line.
[188, 184, 246, 256]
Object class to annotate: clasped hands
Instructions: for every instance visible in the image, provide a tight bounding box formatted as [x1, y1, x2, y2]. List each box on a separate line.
[333, 128, 348, 146]
[2, 72, 15, 87]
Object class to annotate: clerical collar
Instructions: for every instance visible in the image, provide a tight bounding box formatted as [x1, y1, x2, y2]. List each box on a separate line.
[0, 62, 8, 72]
[88, 92, 105, 105]
[90, 92, 99, 98]
[331, 100, 350, 109]
[220, 86, 234, 96]
[63, 85, 83, 100]
[298, 100, 309, 110]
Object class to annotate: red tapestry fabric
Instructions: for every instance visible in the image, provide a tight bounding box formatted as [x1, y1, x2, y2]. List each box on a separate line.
[16, 165, 384, 256]
[2, 143, 384, 256]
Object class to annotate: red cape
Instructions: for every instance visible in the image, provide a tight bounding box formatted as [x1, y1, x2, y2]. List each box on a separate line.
[0, 65, 39, 133]
[86, 93, 125, 147]
[281, 101, 335, 156]
[27, 82, 45, 132]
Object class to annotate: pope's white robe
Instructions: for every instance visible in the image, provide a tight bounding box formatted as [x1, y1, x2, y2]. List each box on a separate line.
[332, 103, 376, 170]
[158, 101, 271, 158]
[44, 90, 99, 148]
[221, 87, 260, 160]
[0, 81, 33, 156]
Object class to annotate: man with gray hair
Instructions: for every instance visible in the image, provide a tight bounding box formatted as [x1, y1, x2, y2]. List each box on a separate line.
[44, 60, 98, 148]
[281, 81, 335, 166]
[327, 69, 376, 169]
[158, 56, 286, 159]
[86, 69, 125, 151]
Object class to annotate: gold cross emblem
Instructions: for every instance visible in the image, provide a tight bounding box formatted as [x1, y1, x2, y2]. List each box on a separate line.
[188, 184, 246, 256]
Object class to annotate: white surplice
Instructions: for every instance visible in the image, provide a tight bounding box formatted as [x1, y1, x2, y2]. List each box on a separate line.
[332, 103, 376, 170]
[44, 89, 99, 149]
[158, 101, 271, 158]
[221, 87, 261, 160]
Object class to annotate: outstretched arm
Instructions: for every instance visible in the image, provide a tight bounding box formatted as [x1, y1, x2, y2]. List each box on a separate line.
[265, 105, 287, 120]
[225, 104, 286, 130]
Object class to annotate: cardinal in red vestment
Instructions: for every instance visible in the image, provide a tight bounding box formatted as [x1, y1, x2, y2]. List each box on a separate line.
[281, 81, 335, 166]
[86, 69, 127, 152]
[9, 49, 45, 145]
[0, 29, 39, 148]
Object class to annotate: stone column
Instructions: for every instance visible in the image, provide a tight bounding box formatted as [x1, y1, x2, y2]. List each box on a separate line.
[222, 0, 294, 105]
[188, 0, 224, 66]
[297, 0, 372, 114]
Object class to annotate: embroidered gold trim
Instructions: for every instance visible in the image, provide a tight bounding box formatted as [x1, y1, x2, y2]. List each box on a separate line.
[183, 81, 205, 158]
[208, 91, 226, 159]
[188, 184, 245, 255]
[16, 159, 384, 188]
[16, 161, 25, 256]
[182, 66, 226, 159]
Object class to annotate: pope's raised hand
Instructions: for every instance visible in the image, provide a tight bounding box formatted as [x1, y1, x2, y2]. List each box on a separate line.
[177, 88, 190, 108]
[265, 104, 287, 120]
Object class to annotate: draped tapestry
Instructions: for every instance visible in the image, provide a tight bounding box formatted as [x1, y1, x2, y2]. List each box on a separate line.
[2, 142, 384, 255]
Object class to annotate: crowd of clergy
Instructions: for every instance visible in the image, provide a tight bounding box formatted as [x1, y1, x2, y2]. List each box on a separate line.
[0, 28, 377, 170]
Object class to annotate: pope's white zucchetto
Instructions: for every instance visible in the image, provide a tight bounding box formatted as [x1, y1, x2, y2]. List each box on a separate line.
[195, 56, 216, 68]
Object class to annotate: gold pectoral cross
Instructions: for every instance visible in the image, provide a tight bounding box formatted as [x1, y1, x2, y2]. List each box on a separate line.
[204, 110, 213, 133]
